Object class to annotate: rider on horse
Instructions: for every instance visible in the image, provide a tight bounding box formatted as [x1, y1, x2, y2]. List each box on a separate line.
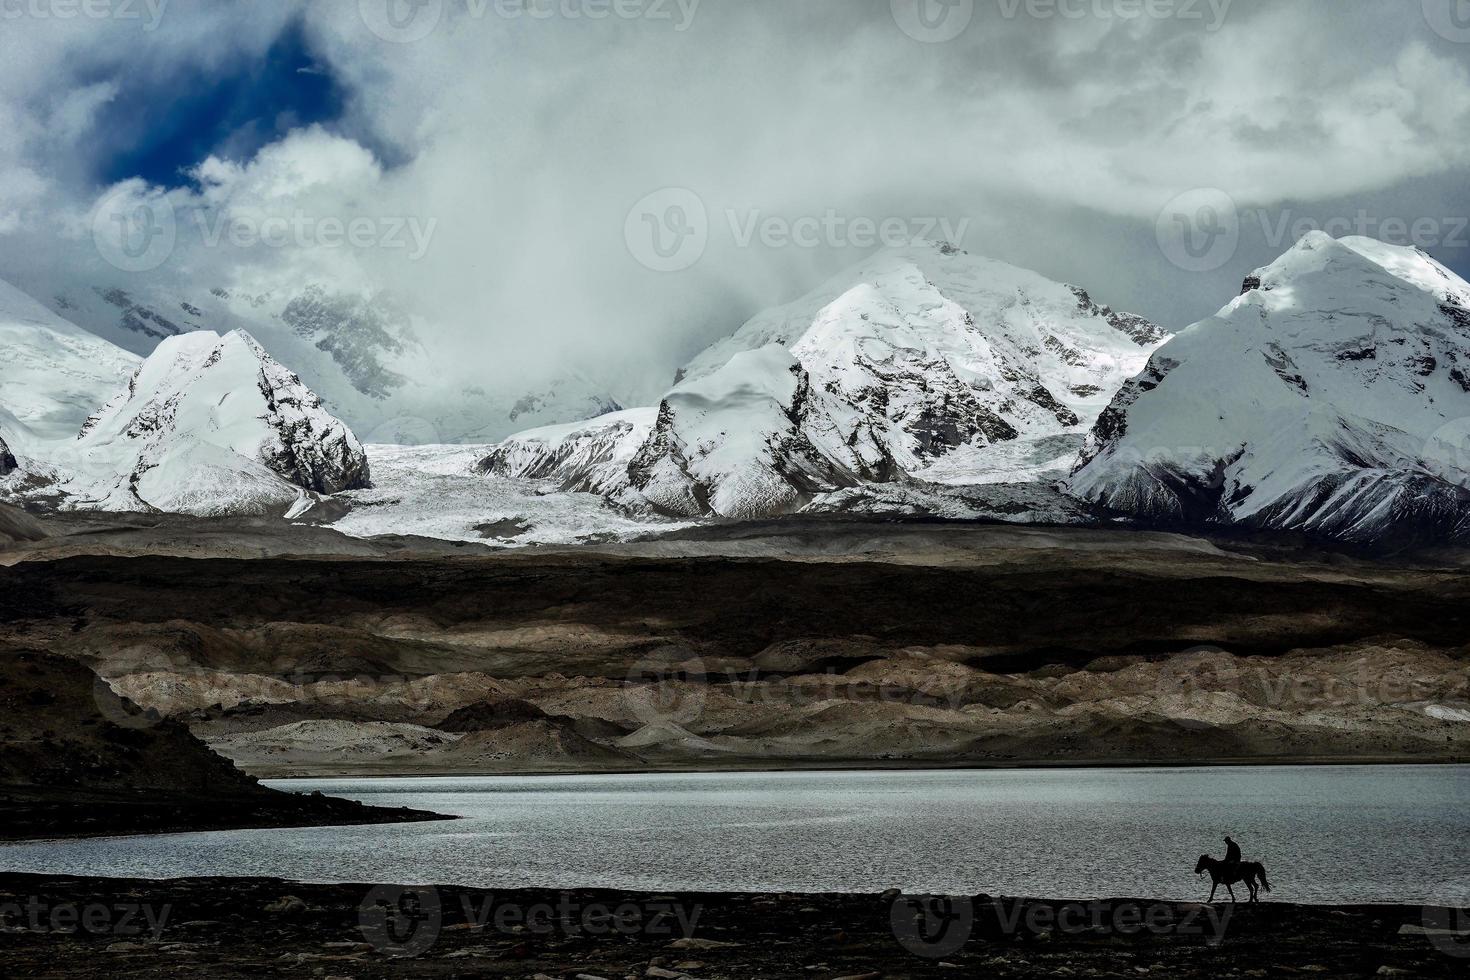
[1195, 835, 1271, 903]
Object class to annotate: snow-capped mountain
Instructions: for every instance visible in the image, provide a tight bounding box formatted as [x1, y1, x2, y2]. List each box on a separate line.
[0, 277, 140, 445]
[38, 276, 624, 445]
[681, 241, 1167, 436]
[491, 242, 1165, 519]
[478, 407, 656, 495]
[1069, 232, 1470, 545]
[0, 433, 14, 477]
[61, 330, 370, 516]
[627, 345, 856, 518]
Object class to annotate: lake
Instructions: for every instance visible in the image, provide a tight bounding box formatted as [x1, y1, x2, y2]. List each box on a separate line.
[3, 766, 1466, 904]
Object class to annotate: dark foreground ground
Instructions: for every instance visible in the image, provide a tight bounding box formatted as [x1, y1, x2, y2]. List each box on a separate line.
[0, 875, 1465, 979]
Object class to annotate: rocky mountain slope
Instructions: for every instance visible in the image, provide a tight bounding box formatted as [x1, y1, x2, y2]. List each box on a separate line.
[59, 330, 370, 516]
[7, 526, 1465, 778]
[486, 242, 1167, 520]
[1069, 233, 1470, 546]
[0, 647, 444, 839]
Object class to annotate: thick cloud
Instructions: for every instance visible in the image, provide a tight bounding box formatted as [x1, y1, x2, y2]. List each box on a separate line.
[2, 0, 1469, 406]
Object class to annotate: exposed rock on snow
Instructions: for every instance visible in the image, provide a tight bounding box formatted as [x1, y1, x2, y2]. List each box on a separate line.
[0, 434, 14, 477]
[1070, 233, 1470, 545]
[478, 408, 657, 495]
[68, 330, 369, 515]
[616, 242, 1166, 519]
[627, 346, 855, 518]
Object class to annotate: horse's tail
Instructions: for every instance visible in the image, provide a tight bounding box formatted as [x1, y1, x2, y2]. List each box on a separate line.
[1256, 864, 1271, 893]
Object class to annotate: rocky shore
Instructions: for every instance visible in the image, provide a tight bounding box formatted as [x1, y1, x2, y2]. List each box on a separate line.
[0, 648, 449, 841]
[0, 874, 1465, 978]
[3, 522, 1466, 778]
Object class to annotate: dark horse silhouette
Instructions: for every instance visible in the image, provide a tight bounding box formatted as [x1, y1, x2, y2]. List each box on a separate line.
[1195, 855, 1272, 903]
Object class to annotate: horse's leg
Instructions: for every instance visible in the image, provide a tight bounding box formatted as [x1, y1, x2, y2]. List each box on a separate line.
[1226, 883, 1237, 903]
[1208, 881, 1218, 903]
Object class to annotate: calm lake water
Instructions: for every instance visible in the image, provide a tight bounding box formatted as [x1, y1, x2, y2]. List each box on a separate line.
[3, 767, 1467, 904]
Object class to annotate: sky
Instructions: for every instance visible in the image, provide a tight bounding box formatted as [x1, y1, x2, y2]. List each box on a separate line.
[2, 0, 1470, 407]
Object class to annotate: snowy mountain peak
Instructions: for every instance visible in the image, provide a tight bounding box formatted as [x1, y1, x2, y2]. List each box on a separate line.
[486, 244, 1168, 521]
[1069, 234, 1470, 545]
[71, 329, 371, 515]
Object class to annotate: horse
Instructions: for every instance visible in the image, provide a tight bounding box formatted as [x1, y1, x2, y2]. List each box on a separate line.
[1194, 855, 1272, 904]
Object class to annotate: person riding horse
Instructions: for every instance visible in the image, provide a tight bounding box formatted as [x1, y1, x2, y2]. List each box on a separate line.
[1195, 835, 1271, 903]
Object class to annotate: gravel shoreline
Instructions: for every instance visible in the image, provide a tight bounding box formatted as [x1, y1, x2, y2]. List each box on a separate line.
[0, 874, 1466, 978]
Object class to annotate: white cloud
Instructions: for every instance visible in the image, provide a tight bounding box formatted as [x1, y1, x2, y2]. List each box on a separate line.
[1, 0, 1469, 408]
